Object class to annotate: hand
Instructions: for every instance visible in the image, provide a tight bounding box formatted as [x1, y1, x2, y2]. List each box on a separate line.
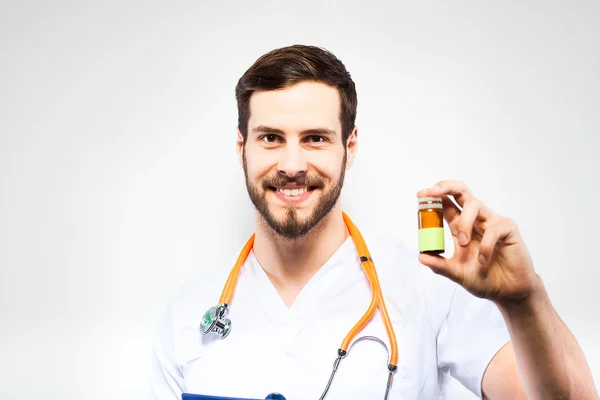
[417, 180, 541, 305]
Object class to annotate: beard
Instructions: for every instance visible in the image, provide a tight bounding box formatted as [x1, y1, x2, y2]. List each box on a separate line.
[243, 150, 346, 240]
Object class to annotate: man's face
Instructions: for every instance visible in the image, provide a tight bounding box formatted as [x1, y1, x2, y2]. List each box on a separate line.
[237, 81, 357, 240]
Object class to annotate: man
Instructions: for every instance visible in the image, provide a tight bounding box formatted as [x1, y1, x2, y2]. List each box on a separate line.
[150, 45, 598, 399]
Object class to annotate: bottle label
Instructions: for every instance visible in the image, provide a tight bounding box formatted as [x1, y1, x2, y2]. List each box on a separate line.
[418, 227, 445, 252]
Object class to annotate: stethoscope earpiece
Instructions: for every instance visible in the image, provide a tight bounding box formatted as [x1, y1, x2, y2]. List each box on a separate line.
[200, 303, 231, 338]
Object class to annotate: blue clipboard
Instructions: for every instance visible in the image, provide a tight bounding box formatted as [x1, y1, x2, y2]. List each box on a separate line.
[182, 393, 286, 400]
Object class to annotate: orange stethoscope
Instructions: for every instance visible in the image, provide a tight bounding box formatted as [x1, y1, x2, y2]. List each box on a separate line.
[200, 212, 399, 399]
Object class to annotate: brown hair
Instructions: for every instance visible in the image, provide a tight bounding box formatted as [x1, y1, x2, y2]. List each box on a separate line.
[235, 45, 357, 144]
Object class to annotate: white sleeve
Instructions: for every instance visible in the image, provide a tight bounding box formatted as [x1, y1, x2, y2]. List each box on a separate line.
[149, 302, 185, 400]
[436, 283, 511, 398]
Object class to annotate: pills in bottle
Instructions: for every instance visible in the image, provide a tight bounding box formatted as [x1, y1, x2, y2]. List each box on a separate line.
[418, 197, 445, 255]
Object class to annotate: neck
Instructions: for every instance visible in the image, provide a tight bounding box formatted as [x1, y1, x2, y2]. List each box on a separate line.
[252, 205, 350, 307]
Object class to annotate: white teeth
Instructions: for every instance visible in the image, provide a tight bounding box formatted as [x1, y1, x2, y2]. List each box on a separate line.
[279, 187, 306, 196]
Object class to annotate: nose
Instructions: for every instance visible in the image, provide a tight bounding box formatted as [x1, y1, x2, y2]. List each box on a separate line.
[277, 142, 308, 178]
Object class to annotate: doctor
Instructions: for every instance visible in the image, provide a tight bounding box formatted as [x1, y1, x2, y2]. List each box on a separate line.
[150, 45, 598, 399]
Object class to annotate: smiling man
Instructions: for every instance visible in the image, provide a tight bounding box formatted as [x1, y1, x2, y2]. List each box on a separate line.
[244, 92, 345, 243]
[150, 45, 598, 400]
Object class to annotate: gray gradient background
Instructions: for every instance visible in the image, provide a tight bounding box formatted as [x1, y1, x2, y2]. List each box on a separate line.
[0, 1, 598, 399]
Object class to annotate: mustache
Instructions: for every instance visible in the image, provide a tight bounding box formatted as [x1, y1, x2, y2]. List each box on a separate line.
[262, 174, 325, 189]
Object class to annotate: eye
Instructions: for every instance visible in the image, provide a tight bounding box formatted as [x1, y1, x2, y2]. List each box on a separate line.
[261, 134, 281, 143]
[307, 135, 327, 143]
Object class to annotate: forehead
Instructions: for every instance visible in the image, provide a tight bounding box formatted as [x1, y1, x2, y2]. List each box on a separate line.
[248, 81, 341, 134]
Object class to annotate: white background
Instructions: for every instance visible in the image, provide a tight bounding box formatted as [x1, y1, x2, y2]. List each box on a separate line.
[1, 1, 599, 399]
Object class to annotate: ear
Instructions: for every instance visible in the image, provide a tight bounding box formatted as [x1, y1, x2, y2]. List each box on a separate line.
[345, 126, 359, 170]
[236, 127, 244, 168]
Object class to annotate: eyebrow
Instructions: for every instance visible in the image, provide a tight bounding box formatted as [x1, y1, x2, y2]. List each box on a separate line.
[252, 125, 337, 136]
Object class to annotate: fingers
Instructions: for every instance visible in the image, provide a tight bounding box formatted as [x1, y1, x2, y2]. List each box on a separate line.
[417, 185, 462, 232]
[418, 253, 464, 286]
[478, 218, 517, 264]
[428, 180, 473, 207]
[456, 198, 478, 245]
[441, 196, 461, 233]
[418, 180, 498, 239]
[456, 198, 492, 246]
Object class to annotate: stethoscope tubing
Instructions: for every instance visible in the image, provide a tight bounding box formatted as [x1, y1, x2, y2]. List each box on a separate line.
[204, 212, 399, 398]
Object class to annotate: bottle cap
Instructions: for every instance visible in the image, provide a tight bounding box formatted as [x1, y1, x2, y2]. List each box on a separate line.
[418, 196, 443, 203]
[418, 196, 443, 210]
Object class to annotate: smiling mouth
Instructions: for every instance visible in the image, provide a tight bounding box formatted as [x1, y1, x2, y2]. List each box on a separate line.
[269, 186, 317, 197]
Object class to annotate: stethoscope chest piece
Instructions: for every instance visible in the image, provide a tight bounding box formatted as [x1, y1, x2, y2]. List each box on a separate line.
[200, 303, 231, 338]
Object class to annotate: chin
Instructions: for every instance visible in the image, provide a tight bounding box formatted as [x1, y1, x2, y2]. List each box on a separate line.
[273, 204, 314, 220]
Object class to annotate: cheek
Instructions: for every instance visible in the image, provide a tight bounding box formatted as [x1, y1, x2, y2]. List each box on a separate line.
[245, 151, 276, 182]
[311, 152, 344, 180]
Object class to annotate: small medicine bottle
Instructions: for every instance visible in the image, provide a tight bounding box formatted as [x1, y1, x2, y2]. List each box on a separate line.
[418, 197, 445, 255]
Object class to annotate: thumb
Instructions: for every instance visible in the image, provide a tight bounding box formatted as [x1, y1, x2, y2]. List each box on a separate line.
[418, 254, 464, 285]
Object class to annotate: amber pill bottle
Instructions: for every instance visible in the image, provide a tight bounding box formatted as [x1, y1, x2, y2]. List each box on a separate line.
[418, 197, 445, 255]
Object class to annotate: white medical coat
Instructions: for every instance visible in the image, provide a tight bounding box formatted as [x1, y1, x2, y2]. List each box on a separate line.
[150, 233, 511, 399]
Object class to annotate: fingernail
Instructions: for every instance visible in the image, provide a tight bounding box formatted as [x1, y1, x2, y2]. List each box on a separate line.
[479, 254, 487, 264]
[459, 231, 468, 246]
